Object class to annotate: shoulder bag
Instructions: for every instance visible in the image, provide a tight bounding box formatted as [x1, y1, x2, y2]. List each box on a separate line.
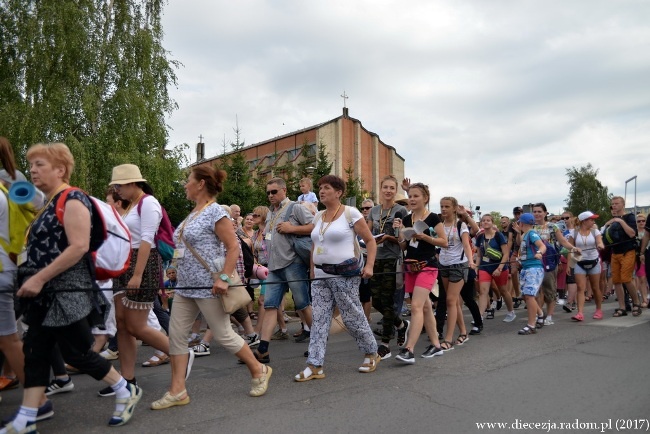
[181, 235, 251, 314]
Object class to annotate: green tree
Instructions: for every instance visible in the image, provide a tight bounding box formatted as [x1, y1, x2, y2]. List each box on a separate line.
[313, 141, 333, 183]
[344, 163, 365, 208]
[215, 122, 259, 214]
[490, 211, 502, 222]
[0, 0, 184, 199]
[565, 163, 611, 225]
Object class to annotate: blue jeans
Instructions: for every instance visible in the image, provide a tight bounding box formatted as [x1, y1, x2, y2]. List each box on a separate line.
[264, 260, 311, 310]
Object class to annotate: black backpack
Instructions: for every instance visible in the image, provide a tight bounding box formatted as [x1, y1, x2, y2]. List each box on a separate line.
[238, 235, 255, 278]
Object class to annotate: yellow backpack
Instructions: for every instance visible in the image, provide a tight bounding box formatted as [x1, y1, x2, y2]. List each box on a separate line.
[0, 183, 37, 269]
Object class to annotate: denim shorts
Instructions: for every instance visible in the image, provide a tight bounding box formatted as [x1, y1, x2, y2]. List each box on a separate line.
[264, 259, 311, 310]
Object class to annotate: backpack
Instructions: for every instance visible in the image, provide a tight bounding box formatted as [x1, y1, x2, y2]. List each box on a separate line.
[283, 202, 313, 266]
[530, 227, 558, 272]
[0, 183, 37, 267]
[55, 187, 132, 280]
[137, 194, 175, 262]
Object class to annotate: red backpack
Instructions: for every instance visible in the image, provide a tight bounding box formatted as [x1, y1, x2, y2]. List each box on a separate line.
[55, 188, 132, 280]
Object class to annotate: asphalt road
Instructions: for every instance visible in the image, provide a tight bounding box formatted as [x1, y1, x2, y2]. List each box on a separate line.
[1, 298, 648, 434]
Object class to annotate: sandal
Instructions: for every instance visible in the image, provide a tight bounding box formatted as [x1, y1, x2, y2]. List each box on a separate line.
[142, 353, 170, 367]
[455, 334, 469, 345]
[641, 302, 648, 309]
[613, 308, 628, 317]
[440, 340, 454, 351]
[150, 390, 190, 410]
[295, 365, 324, 382]
[518, 325, 537, 335]
[250, 365, 273, 396]
[358, 354, 381, 373]
[632, 304, 642, 317]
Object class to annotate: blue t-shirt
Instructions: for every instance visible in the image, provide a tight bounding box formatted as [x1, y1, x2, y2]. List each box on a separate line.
[519, 230, 543, 269]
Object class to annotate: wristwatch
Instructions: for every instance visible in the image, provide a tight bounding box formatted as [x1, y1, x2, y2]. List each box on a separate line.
[219, 273, 231, 283]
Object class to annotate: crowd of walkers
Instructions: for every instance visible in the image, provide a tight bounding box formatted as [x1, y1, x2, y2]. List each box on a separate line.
[0, 138, 647, 433]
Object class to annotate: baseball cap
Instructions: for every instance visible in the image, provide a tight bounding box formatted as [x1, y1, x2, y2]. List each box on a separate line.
[519, 213, 535, 225]
[513, 206, 523, 214]
[578, 211, 599, 221]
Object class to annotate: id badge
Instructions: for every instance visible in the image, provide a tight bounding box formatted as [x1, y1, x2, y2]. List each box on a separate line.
[409, 240, 419, 248]
[265, 233, 272, 241]
[16, 250, 27, 267]
[482, 256, 489, 262]
[173, 248, 186, 259]
[315, 246, 327, 255]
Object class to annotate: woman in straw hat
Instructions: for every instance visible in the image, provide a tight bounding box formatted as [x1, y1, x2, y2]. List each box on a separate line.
[100, 164, 185, 397]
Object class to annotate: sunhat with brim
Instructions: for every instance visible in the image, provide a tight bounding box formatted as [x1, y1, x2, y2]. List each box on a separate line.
[578, 211, 599, 221]
[110, 164, 146, 186]
[395, 193, 408, 205]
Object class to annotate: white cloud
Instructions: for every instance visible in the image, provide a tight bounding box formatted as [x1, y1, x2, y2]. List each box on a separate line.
[162, 0, 650, 215]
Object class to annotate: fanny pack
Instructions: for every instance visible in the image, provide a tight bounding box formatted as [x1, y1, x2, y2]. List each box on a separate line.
[485, 246, 503, 261]
[577, 258, 599, 270]
[404, 259, 428, 273]
[316, 257, 364, 277]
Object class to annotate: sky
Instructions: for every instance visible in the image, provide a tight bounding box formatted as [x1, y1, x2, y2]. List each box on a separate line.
[160, 0, 650, 217]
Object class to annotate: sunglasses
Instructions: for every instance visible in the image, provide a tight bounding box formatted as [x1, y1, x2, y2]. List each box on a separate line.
[266, 189, 279, 196]
[252, 214, 260, 218]
[361, 206, 372, 211]
[638, 219, 646, 223]
[560, 217, 570, 220]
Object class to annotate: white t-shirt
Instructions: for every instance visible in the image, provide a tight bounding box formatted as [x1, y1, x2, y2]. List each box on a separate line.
[123, 195, 162, 248]
[439, 220, 470, 266]
[569, 228, 601, 261]
[311, 207, 363, 277]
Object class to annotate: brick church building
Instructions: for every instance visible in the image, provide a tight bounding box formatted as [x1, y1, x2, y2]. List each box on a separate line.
[192, 107, 404, 200]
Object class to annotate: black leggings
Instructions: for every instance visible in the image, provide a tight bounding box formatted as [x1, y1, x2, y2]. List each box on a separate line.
[436, 269, 482, 334]
[23, 318, 112, 388]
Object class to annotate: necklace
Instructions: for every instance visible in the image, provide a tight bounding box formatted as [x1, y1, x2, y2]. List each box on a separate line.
[177, 200, 214, 240]
[378, 205, 394, 233]
[123, 191, 146, 216]
[25, 183, 70, 241]
[319, 202, 342, 242]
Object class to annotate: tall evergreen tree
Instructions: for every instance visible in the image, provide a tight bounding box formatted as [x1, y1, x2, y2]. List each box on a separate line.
[0, 0, 184, 199]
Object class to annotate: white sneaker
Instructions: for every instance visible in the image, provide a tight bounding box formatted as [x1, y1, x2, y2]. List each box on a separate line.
[543, 318, 554, 326]
[100, 349, 119, 360]
[503, 312, 517, 323]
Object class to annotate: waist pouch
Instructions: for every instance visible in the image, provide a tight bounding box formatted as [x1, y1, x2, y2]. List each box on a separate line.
[577, 258, 599, 270]
[485, 246, 503, 261]
[316, 257, 364, 277]
[404, 259, 428, 273]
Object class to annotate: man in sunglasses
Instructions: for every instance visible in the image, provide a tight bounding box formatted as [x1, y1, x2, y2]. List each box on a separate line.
[252, 178, 315, 363]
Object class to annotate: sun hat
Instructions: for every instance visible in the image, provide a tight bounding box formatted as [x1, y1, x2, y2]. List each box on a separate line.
[519, 213, 535, 225]
[578, 211, 599, 221]
[110, 164, 146, 186]
[395, 193, 408, 205]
